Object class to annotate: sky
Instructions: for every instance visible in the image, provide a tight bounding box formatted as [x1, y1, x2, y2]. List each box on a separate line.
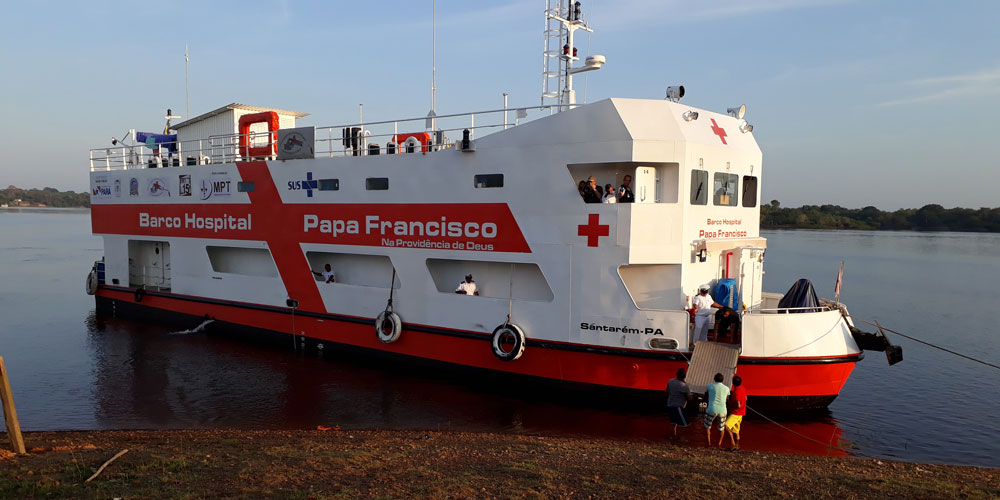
[1, 0, 997, 210]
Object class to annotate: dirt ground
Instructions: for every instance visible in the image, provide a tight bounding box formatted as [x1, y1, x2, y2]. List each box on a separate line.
[0, 429, 996, 499]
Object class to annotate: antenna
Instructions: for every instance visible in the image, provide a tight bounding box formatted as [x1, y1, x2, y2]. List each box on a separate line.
[427, 0, 437, 131]
[541, 1, 604, 111]
[184, 44, 190, 120]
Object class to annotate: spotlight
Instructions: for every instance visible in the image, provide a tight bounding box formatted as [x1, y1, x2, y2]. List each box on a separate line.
[727, 104, 746, 120]
[740, 121, 754, 133]
[665, 85, 685, 102]
[682, 110, 699, 121]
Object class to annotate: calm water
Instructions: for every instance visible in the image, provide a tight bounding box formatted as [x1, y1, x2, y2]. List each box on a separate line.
[1, 209, 997, 467]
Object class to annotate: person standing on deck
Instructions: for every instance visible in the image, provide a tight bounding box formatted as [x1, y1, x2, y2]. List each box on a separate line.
[704, 372, 730, 447]
[725, 375, 747, 451]
[665, 368, 693, 437]
[618, 174, 635, 203]
[693, 285, 724, 343]
[455, 274, 479, 296]
[582, 176, 603, 203]
[312, 264, 335, 283]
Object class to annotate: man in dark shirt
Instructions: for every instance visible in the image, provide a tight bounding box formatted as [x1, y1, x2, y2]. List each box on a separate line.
[582, 176, 602, 203]
[714, 307, 741, 343]
[618, 174, 635, 203]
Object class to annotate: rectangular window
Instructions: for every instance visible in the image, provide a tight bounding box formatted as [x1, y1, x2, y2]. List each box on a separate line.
[742, 175, 758, 207]
[713, 173, 738, 206]
[474, 174, 504, 188]
[237, 181, 255, 193]
[366, 177, 389, 190]
[319, 178, 339, 191]
[690, 169, 708, 205]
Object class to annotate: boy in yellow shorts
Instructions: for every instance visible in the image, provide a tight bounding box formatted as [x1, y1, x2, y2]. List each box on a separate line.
[725, 375, 747, 451]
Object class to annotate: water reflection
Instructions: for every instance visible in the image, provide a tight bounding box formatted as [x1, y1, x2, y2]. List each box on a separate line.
[86, 309, 846, 456]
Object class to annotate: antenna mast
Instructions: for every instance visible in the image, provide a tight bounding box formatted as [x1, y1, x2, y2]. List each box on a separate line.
[427, 0, 437, 131]
[540, 1, 601, 111]
[184, 44, 190, 120]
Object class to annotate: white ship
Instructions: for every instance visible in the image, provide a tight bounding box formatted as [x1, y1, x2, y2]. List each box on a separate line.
[86, 2, 897, 410]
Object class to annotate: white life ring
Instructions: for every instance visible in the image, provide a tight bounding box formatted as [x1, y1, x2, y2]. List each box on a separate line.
[375, 311, 402, 343]
[491, 323, 525, 361]
[85, 270, 98, 295]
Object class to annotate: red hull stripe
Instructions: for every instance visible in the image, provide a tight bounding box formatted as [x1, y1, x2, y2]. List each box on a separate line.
[101, 285, 862, 364]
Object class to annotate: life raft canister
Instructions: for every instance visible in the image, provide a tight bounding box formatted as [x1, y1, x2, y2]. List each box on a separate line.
[238, 111, 280, 158]
[392, 132, 431, 153]
[491, 323, 526, 361]
[375, 311, 402, 343]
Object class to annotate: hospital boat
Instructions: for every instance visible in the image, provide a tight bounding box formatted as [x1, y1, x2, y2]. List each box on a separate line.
[85, 2, 898, 410]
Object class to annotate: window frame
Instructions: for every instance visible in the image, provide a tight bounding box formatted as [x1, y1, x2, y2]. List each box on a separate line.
[690, 169, 708, 205]
[713, 173, 739, 207]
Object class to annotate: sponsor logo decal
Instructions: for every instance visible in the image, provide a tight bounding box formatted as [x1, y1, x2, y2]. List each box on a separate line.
[287, 172, 317, 197]
[113, 179, 121, 197]
[179, 175, 192, 197]
[581, 322, 664, 336]
[148, 178, 170, 197]
[129, 178, 139, 196]
[199, 173, 232, 200]
[92, 174, 111, 197]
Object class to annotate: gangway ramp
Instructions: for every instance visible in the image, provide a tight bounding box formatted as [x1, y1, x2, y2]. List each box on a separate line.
[686, 341, 741, 394]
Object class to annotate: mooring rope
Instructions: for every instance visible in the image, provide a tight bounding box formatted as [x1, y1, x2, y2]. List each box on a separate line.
[856, 318, 999, 370]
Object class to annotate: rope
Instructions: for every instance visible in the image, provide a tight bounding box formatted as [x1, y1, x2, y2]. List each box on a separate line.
[856, 318, 999, 370]
[385, 268, 397, 313]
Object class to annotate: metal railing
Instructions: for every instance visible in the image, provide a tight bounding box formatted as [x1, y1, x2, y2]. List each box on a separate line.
[89, 104, 568, 171]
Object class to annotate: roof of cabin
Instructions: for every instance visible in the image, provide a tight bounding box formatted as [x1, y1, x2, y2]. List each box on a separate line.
[171, 103, 309, 129]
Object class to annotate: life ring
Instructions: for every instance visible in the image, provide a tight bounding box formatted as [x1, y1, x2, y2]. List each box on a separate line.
[238, 111, 280, 158]
[134, 286, 146, 303]
[375, 310, 402, 343]
[393, 132, 431, 153]
[491, 323, 525, 361]
[85, 270, 98, 295]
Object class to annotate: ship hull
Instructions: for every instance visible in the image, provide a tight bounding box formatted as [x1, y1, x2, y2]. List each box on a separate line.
[96, 286, 859, 411]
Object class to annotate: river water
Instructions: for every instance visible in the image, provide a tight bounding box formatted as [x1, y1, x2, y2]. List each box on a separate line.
[1, 209, 997, 467]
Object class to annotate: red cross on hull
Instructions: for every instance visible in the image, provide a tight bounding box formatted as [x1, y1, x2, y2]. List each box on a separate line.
[577, 213, 609, 247]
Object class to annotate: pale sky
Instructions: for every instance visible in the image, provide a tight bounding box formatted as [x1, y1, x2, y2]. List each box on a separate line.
[1, 0, 997, 210]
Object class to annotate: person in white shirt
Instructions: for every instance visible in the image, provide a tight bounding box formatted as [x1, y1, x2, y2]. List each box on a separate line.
[602, 184, 617, 203]
[455, 274, 479, 295]
[312, 263, 335, 283]
[693, 285, 723, 343]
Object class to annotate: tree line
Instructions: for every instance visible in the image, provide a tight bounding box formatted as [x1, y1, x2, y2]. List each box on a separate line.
[1, 185, 90, 208]
[761, 201, 1000, 232]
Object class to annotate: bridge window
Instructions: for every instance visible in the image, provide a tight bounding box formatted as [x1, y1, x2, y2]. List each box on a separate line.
[690, 169, 708, 205]
[742, 176, 758, 207]
[474, 174, 504, 188]
[713, 173, 738, 207]
[319, 178, 339, 191]
[366, 177, 389, 190]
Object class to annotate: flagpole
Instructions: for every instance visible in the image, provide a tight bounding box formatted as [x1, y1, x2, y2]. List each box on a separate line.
[835, 260, 845, 304]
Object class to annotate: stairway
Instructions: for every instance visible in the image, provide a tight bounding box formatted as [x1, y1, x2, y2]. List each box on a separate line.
[686, 341, 741, 394]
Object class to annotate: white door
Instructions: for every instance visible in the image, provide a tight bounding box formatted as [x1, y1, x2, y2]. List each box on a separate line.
[634, 166, 656, 203]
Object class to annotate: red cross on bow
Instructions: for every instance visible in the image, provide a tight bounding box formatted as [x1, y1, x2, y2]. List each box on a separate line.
[577, 213, 609, 247]
[710, 119, 728, 145]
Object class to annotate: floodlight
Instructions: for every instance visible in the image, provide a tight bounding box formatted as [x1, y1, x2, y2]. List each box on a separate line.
[666, 85, 685, 102]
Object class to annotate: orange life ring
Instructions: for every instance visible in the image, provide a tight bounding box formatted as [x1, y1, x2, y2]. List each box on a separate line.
[393, 132, 431, 153]
[239, 111, 280, 158]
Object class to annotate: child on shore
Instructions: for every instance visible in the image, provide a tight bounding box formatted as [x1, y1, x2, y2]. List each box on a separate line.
[725, 375, 747, 451]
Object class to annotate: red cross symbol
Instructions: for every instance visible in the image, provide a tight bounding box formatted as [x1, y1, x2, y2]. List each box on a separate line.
[577, 214, 609, 247]
[710, 119, 728, 145]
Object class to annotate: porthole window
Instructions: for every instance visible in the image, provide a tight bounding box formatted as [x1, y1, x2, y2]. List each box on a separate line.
[474, 174, 504, 188]
[365, 177, 389, 190]
[319, 178, 339, 191]
[237, 181, 255, 193]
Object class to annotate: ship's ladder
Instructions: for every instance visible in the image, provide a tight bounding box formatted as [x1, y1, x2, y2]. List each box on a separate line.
[685, 341, 741, 394]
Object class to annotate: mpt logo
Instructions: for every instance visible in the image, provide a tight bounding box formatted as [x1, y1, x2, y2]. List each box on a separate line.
[287, 172, 317, 197]
[200, 177, 232, 200]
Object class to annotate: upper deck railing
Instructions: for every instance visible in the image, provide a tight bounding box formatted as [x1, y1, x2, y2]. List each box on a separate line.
[89, 105, 565, 171]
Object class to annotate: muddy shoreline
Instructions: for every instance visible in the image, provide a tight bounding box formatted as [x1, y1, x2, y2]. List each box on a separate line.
[1, 429, 996, 499]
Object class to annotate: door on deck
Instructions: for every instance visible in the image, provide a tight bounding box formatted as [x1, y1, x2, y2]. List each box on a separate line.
[633, 166, 657, 203]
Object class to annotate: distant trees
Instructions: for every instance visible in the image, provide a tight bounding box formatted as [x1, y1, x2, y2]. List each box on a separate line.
[0, 186, 90, 207]
[761, 202, 1000, 232]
